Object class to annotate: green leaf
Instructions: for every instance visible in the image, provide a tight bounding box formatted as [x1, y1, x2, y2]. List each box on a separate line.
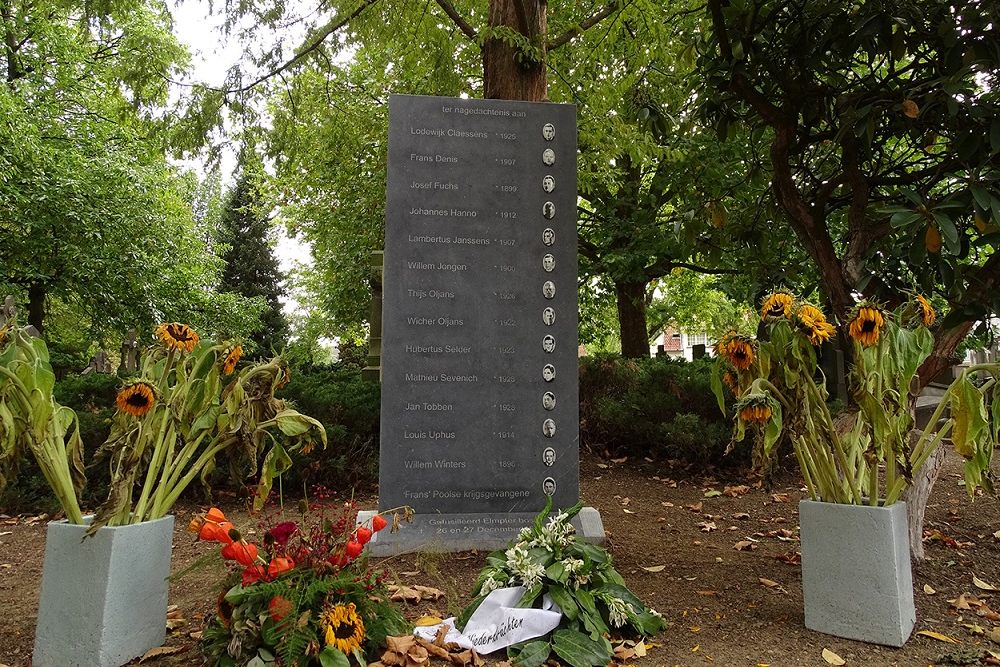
[511, 640, 551, 667]
[949, 375, 988, 459]
[318, 647, 350, 667]
[551, 629, 612, 667]
[546, 584, 579, 620]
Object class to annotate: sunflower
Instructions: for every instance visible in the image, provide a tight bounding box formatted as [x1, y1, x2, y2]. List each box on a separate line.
[713, 332, 734, 358]
[115, 381, 156, 417]
[760, 290, 794, 320]
[723, 335, 756, 371]
[154, 322, 199, 353]
[736, 394, 774, 424]
[222, 344, 243, 375]
[276, 363, 291, 390]
[722, 369, 738, 391]
[916, 295, 936, 327]
[320, 602, 365, 654]
[847, 303, 885, 347]
[794, 304, 837, 346]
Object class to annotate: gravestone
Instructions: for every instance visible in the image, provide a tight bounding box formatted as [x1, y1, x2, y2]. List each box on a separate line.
[360, 94, 603, 554]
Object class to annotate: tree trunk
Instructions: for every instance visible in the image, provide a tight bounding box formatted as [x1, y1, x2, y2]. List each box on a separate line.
[27, 282, 45, 335]
[615, 280, 649, 359]
[483, 0, 547, 101]
[903, 442, 948, 560]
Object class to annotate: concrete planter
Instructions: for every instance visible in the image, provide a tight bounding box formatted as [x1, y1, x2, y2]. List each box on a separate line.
[33, 515, 174, 667]
[799, 500, 915, 647]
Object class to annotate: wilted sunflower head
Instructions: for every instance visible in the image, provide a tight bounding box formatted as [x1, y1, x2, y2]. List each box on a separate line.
[320, 602, 365, 654]
[735, 393, 774, 424]
[847, 302, 886, 347]
[276, 361, 291, 390]
[723, 335, 756, 371]
[116, 381, 156, 417]
[722, 369, 739, 391]
[794, 303, 837, 346]
[760, 290, 795, 321]
[222, 344, 243, 375]
[0, 321, 11, 349]
[154, 322, 199, 353]
[713, 331, 735, 358]
[915, 295, 936, 327]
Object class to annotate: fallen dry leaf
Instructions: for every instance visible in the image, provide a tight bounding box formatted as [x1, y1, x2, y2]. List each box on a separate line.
[610, 456, 628, 464]
[723, 485, 751, 497]
[993, 530, 1000, 541]
[821, 647, 846, 665]
[139, 645, 184, 662]
[698, 521, 717, 533]
[775, 550, 801, 566]
[686, 502, 703, 512]
[641, 565, 666, 573]
[732, 512, 750, 520]
[974, 576, 999, 591]
[661, 502, 675, 508]
[923, 584, 936, 595]
[415, 616, 443, 627]
[771, 493, 790, 503]
[916, 629, 961, 643]
[759, 578, 788, 594]
[704, 489, 723, 498]
[0, 531, 11, 537]
[734, 540, 757, 552]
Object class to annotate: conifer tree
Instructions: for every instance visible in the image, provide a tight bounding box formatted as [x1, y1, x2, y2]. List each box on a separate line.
[218, 161, 290, 355]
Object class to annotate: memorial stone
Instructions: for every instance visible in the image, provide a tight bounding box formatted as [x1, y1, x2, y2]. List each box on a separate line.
[362, 94, 603, 554]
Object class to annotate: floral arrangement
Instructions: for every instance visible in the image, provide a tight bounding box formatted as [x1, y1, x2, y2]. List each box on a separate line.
[0, 320, 327, 533]
[713, 291, 998, 505]
[87, 322, 325, 533]
[195, 504, 409, 667]
[457, 499, 665, 667]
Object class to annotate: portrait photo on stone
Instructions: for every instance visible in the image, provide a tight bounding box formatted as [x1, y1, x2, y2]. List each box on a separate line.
[542, 364, 555, 382]
[542, 418, 556, 437]
[542, 391, 555, 410]
[542, 447, 556, 466]
[542, 335, 555, 353]
[542, 307, 555, 325]
[542, 123, 555, 141]
[542, 281, 555, 299]
[542, 477, 556, 495]
[542, 201, 555, 219]
[542, 148, 555, 166]
[542, 174, 555, 192]
[542, 228, 555, 246]
[542, 254, 555, 272]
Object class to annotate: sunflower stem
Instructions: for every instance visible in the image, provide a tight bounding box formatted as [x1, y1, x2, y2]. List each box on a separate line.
[133, 402, 174, 523]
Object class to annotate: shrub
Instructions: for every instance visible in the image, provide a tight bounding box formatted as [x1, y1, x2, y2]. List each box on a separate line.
[579, 354, 743, 466]
[275, 363, 380, 491]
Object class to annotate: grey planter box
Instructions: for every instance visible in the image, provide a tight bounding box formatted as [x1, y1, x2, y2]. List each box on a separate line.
[33, 515, 174, 667]
[799, 500, 915, 647]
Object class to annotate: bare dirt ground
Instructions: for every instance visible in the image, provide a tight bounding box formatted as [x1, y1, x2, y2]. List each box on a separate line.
[2, 450, 998, 667]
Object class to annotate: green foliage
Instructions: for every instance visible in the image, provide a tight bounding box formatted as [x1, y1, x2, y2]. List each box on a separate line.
[0, 1, 262, 340]
[458, 499, 665, 666]
[276, 364, 380, 490]
[698, 0, 1000, 332]
[578, 355, 738, 466]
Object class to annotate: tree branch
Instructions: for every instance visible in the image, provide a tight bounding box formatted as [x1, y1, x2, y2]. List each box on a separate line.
[228, 0, 383, 94]
[548, 1, 620, 51]
[434, 0, 477, 40]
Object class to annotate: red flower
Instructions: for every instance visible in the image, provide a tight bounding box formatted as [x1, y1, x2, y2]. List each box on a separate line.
[267, 521, 298, 547]
[355, 526, 373, 545]
[268, 595, 293, 622]
[206, 507, 226, 523]
[267, 556, 295, 578]
[241, 564, 267, 586]
[372, 514, 388, 532]
[199, 520, 235, 545]
[328, 551, 350, 568]
[345, 540, 363, 560]
[221, 541, 258, 567]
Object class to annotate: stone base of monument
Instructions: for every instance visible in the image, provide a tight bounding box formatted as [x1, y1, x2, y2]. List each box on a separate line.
[358, 508, 605, 556]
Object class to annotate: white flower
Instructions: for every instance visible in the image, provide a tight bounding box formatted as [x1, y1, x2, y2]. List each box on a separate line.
[480, 574, 503, 595]
[603, 595, 631, 628]
[505, 544, 530, 571]
[561, 557, 584, 574]
[517, 562, 546, 589]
